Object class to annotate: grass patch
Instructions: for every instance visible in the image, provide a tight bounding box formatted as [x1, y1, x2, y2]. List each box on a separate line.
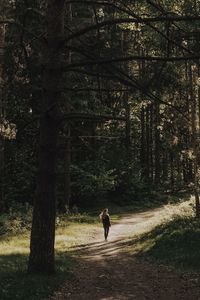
[0, 192, 189, 237]
[0, 222, 100, 300]
[0, 253, 73, 300]
[0, 195, 193, 298]
[133, 216, 200, 272]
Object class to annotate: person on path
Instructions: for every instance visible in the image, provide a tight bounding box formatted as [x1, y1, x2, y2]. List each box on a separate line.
[99, 208, 111, 241]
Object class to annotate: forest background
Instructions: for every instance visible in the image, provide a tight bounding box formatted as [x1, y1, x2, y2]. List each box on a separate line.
[0, 0, 200, 296]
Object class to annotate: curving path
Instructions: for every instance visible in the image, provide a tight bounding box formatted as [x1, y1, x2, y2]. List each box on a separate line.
[48, 200, 200, 300]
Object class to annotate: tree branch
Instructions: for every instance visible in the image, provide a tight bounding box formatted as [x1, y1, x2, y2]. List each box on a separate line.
[65, 16, 200, 42]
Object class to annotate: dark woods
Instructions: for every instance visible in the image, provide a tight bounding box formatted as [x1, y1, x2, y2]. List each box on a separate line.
[0, 0, 200, 272]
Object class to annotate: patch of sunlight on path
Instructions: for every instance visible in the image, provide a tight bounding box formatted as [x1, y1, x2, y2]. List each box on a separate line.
[110, 195, 194, 239]
[48, 196, 200, 300]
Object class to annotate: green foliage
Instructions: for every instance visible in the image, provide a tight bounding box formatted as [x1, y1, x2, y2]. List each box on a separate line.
[111, 162, 165, 205]
[135, 216, 200, 271]
[0, 253, 73, 300]
[1, 0, 200, 222]
[71, 162, 116, 203]
[3, 143, 36, 208]
[56, 212, 99, 225]
[0, 202, 103, 238]
[0, 203, 32, 236]
[0, 219, 100, 300]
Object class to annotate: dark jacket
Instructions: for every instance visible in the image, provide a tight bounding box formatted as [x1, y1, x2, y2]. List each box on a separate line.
[102, 214, 111, 227]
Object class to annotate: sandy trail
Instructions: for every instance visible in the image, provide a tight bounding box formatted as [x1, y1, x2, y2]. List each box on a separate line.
[49, 200, 200, 300]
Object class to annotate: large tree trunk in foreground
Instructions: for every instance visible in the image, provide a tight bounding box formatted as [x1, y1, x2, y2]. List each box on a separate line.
[0, 29, 3, 185]
[28, 0, 65, 273]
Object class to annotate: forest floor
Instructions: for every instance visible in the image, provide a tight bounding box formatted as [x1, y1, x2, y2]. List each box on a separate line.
[48, 199, 200, 300]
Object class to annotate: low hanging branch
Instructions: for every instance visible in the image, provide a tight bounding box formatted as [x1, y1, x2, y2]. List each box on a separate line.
[114, 67, 191, 122]
[63, 63, 190, 123]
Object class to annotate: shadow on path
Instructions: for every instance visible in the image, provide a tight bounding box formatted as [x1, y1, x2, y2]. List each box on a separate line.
[48, 199, 200, 300]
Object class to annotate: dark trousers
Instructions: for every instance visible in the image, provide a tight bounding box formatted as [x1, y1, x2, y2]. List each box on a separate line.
[104, 225, 109, 239]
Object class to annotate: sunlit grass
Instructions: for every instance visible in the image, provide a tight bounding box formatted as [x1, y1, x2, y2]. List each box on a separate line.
[129, 197, 200, 271]
[0, 221, 100, 300]
[0, 196, 194, 299]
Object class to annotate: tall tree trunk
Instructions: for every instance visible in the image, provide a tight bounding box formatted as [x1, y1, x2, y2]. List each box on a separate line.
[189, 64, 200, 217]
[182, 158, 187, 184]
[198, 64, 200, 131]
[0, 25, 5, 206]
[170, 151, 174, 190]
[145, 105, 150, 182]
[125, 93, 131, 159]
[28, 0, 65, 273]
[64, 126, 71, 210]
[154, 101, 161, 185]
[64, 2, 72, 211]
[149, 104, 154, 182]
[162, 151, 168, 183]
[140, 105, 146, 179]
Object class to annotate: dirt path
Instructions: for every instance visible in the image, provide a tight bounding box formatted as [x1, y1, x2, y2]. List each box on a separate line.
[49, 201, 200, 300]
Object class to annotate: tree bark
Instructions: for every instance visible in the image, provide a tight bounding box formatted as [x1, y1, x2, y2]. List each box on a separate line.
[154, 101, 161, 185]
[145, 105, 150, 182]
[125, 93, 131, 159]
[63, 2, 72, 211]
[189, 64, 200, 217]
[140, 106, 146, 179]
[64, 126, 71, 210]
[28, 0, 65, 273]
[149, 104, 154, 182]
[0, 24, 5, 205]
[170, 151, 174, 190]
[162, 151, 168, 183]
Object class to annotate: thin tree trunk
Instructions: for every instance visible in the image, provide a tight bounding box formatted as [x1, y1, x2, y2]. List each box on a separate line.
[0, 25, 5, 206]
[64, 126, 71, 210]
[140, 106, 146, 179]
[154, 101, 161, 185]
[170, 152, 174, 190]
[189, 64, 200, 217]
[182, 159, 187, 184]
[125, 93, 131, 159]
[28, 0, 65, 273]
[198, 64, 200, 139]
[162, 151, 168, 183]
[145, 105, 150, 182]
[149, 104, 154, 182]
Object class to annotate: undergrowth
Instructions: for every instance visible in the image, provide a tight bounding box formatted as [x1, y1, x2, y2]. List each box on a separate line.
[0, 194, 193, 299]
[0, 189, 188, 237]
[133, 215, 200, 271]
